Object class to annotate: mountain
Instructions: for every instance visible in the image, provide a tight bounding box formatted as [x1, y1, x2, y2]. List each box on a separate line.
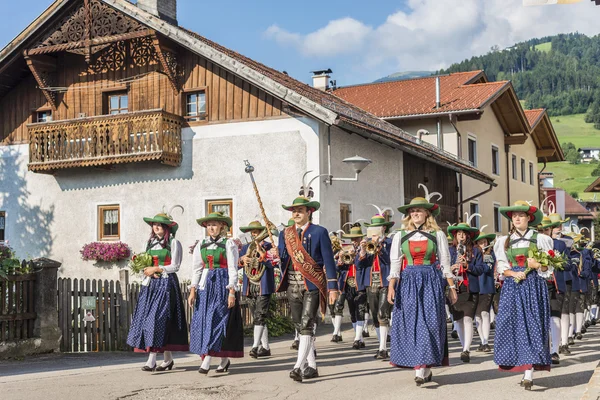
[439, 33, 600, 126]
[374, 71, 433, 83]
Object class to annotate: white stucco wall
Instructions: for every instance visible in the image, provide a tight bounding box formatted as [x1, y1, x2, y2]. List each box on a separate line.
[317, 125, 404, 231]
[0, 116, 321, 281]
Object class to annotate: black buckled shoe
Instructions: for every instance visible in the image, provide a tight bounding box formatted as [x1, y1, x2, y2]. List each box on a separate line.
[249, 347, 259, 358]
[591, 318, 597, 326]
[522, 379, 533, 391]
[215, 360, 230, 373]
[576, 332, 583, 340]
[451, 330, 458, 339]
[289, 368, 303, 382]
[375, 350, 385, 359]
[581, 326, 587, 334]
[585, 321, 591, 328]
[363, 330, 370, 338]
[302, 366, 319, 379]
[360, 341, 365, 349]
[460, 351, 470, 363]
[551, 353, 560, 365]
[141, 365, 156, 372]
[257, 347, 271, 357]
[476, 344, 484, 352]
[155, 360, 174, 371]
[330, 335, 338, 343]
[198, 367, 209, 375]
[291, 340, 299, 350]
[568, 336, 575, 346]
[352, 340, 361, 350]
[483, 344, 492, 353]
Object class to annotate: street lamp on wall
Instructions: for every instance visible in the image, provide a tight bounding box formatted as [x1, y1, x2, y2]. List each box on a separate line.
[327, 155, 372, 185]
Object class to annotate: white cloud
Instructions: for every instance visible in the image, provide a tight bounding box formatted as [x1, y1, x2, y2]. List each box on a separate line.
[264, 0, 600, 75]
[264, 18, 372, 57]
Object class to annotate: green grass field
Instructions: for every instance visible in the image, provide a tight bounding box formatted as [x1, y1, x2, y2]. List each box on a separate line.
[542, 113, 600, 198]
[534, 42, 552, 52]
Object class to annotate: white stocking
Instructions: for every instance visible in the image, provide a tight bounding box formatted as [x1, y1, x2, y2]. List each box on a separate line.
[261, 326, 270, 350]
[294, 335, 312, 369]
[333, 315, 343, 335]
[253, 325, 265, 348]
[445, 304, 451, 319]
[294, 329, 299, 341]
[375, 327, 381, 341]
[201, 355, 212, 370]
[490, 308, 496, 324]
[415, 367, 425, 378]
[475, 316, 484, 345]
[145, 352, 157, 368]
[462, 316, 473, 352]
[523, 368, 534, 381]
[569, 313, 576, 336]
[560, 314, 570, 345]
[364, 313, 370, 331]
[355, 321, 364, 341]
[455, 318, 465, 346]
[480, 311, 490, 345]
[379, 326, 389, 351]
[592, 305, 599, 319]
[584, 309, 590, 322]
[576, 312, 584, 333]
[306, 337, 317, 369]
[453, 321, 459, 332]
[219, 357, 229, 369]
[424, 367, 431, 378]
[551, 317, 561, 354]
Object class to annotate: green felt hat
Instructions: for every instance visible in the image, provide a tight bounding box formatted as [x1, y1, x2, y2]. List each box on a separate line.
[539, 216, 559, 230]
[447, 223, 480, 239]
[196, 212, 232, 228]
[342, 226, 366, 239]
[143, 213, 179, 234]
[548, 213, 569, 226]
[240, 220, 266, 233]
[474, 225, 496, 243]
[499, 201, 543, 227]
[397, 197, 440, 217]
[282, 196, 320, 212]
[364, 214, 395, 229]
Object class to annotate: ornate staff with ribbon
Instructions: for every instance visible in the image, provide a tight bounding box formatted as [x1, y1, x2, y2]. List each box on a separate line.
[244, 160, 277, 247]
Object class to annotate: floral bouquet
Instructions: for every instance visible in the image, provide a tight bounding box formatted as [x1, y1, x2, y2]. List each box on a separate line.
[129, 252, 159, 286]
[514, 248, 565, 283]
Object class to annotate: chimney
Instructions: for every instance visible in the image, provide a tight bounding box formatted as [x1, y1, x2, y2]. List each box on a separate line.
[311, 69, 332, 91]
[137, 0, 178, 26]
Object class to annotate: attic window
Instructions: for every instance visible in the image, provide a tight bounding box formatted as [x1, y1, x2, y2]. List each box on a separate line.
[184, 90, 207, 122]
[35, 110, 52, 123]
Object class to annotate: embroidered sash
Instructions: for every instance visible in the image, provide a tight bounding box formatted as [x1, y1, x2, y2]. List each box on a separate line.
[284, 226, 328, 315]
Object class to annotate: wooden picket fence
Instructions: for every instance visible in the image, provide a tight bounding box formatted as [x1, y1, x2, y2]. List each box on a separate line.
[1, 270, 36, 342]
[58, 276, 290, 353]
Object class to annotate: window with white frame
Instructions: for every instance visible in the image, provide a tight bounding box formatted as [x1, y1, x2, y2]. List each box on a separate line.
[469, 202, 480, 228]
[491, 145, 500, 175]
[529, 162, 534, 185]
[494, 203, 502, 233]
[468, 136, 477, 167]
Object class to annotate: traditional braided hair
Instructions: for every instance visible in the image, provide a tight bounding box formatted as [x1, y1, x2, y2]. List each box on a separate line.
[505, 224, 517, 251]
[147, 224, 172, 250]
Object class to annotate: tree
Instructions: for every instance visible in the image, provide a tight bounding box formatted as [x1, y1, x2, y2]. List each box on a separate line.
[565, 148, 582, 165]
[570, 191, 579, 199]
[592, 165, 600, 177]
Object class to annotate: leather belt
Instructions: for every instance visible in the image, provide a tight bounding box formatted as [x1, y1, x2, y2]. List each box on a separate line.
[288, 271, 304, 285]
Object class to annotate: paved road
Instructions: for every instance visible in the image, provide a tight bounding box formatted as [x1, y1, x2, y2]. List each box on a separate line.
[1, 322, 599, 400]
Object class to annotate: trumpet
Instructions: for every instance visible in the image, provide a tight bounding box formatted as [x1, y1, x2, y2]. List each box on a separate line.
[365, 238, 381, 255]
[331, 235, 343, 254]
[341, 251, 355, 264]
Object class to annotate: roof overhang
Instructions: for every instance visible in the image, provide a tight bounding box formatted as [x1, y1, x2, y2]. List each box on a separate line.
[585, 177, 600, 193]
[486, 82, 530, 136]
[530, 112, 564, 162]
[383, 109, 483, 121]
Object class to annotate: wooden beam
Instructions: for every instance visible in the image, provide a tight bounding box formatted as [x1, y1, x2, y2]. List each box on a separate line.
[536, 148, 556, 158]
[24, 54, 56, 110]
[152, 34, 179, 92]
[26, 29, 155, 56]
[505, 134, 528, 145]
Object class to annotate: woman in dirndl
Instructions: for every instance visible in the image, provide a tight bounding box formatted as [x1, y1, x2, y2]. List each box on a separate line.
[126, 207, 189, 371]
[474, 227, 496, 353]
[387, 184, 458, 386]
[188, 212, 243, 374]
[447, 218, 485, 363]
[493, 201, 553, 390]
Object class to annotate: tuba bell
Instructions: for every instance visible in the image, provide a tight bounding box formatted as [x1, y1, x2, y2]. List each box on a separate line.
[331, 235, 342, 254]
[244, 227, 273, 284]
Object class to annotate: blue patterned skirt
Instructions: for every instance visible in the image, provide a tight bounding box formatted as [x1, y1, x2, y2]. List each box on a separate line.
[127, 273, 189, 353]
[190, 268, 244, 358]
[390, 264, 449, 369]
[494, 267, 551, 372]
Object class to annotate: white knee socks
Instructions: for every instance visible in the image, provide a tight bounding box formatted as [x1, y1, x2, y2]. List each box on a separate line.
[462, 316, 473, 352]
[475, 316, 484, 345]
[253, 325, 265, 348]
[145, 352, 157, 368]
[375, 327, 381, 341]
[294, 335, 313, 369]
[379, 326, 389, 351]
[490, 308, 496, 324]
[219, 357, 229, 369]
[294, 329, 299, 341]
[592, 305, 599, 320]
[445, 304, 451, 319]
[523, 368, 534, 381]
[560, 313, 570, 345]
[569, 313, 576, 336]
[550, 317, 561, 354]
[416, 367, 425, 378]
[201, 355, 212, 370]
[455, 319, 465, 345]
[333, 315, 343, 336]
[576, 312, 584, 334]
[261, 326, 270, 350]
[306, 337, 317, 369]
[481, 311, 490, 345]
[355, 321, 364, 341]
[363, 314, 369, 333]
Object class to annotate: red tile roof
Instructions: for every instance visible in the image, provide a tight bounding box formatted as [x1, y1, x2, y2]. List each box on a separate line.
[524, 109, 545, 129]
[564, 192, 593, 217]
[331, 72, 510, 118]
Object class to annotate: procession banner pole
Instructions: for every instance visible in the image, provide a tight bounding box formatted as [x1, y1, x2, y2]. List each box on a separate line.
[244, 160, 277, 245]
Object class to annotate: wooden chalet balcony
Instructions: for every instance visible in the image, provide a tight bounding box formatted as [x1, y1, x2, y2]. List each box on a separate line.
[27, 110, 183, 172]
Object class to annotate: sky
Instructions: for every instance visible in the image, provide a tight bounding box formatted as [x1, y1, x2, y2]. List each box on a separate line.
[1, 0, 600, 87]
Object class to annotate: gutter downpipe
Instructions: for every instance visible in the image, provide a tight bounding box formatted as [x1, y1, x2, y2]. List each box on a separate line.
[449, 113, 463, 222]
[327, 125, 332, 184]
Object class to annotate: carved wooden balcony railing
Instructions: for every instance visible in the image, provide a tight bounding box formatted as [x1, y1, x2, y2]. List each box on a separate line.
[27, 109, 183, 172]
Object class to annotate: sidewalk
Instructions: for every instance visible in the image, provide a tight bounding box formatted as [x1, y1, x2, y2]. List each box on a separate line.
[1, 322, 599, 400]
